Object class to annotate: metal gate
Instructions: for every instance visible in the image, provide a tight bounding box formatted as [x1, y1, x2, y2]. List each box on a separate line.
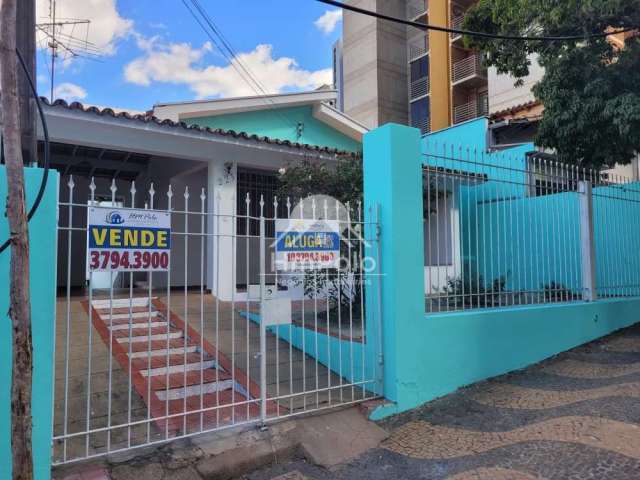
[53, 176, 383, 464]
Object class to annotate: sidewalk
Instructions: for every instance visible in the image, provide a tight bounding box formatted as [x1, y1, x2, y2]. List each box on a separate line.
[249, 321, 640, 480]
[56, 321, 640, 480]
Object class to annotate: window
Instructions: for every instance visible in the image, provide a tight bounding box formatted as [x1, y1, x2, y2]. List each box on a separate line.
[410, 97, 430, 133]
[424, 195, 453, 266]
[410, 57, 429, 82]
[236, 167, 288, 237]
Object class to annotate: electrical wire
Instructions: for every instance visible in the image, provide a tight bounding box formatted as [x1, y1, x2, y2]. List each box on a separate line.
[0, 48, 51, 254]
[317, 0, 638, 42]
[181, 0, 301, 131]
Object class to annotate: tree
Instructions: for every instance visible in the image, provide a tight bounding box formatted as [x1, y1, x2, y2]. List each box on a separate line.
[463, 0, 640, 168]
[277, 155, 363, 209]
[277, 155, 365, 318]
[1, 0, 34, 478]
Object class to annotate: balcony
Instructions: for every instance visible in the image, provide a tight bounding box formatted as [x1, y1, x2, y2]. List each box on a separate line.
[452, 53, 487, 87]
[450, 14, 464, 43]
[412, 115, 431, 135]
[410, 76, 430, 101]
[407, 0, 428, 23]
[408, 34, 429, 61]
[453, 95, 489, 124]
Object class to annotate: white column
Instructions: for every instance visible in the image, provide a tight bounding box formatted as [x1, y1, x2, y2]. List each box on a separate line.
[579, 180, 597, 302]
[207, 159, 237, 301]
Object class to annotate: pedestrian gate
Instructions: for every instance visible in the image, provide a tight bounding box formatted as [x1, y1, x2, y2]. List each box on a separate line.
[53, 177, 383, 464]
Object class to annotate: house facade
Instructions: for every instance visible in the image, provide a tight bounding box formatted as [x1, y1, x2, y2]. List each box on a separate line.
[43, 89, 367, 301]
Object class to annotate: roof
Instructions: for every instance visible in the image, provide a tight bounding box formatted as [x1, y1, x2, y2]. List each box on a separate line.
[423, 165, 488, 185]
[151, 89, 368, 142]
[490, 100, 542, 120]
[153, 89, 339, 119]
[41, 98, 360, 158]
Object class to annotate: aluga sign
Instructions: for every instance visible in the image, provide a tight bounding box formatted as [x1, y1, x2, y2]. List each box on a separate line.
[275, 218, 340, 270]
[87, 206, 171, 271]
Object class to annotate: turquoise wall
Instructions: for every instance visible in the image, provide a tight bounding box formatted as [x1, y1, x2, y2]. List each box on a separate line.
[1, 167, 58, 480]
[474, 192, 582, 294]
[370, 298, 640, 420]
[363, 122, 640, 420]
[593, 183, 640, 298]
[241, 311, 377, 390]
[363, 124, 426, 406]
[184, 106, 362, 153]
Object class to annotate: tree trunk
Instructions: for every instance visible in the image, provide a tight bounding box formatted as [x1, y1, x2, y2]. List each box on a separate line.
[1, 0, 34, 478]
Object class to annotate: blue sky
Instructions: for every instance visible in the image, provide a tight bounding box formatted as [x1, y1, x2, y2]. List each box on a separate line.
[36, 0, 343, 112]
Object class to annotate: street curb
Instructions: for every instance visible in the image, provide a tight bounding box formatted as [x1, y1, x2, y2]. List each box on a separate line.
[195, 434, 300, 479]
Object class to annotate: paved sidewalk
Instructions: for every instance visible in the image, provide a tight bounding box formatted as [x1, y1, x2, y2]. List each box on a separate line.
[247, 322, 640, 480]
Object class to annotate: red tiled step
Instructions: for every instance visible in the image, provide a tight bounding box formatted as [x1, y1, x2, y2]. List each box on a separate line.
[165, 390, 260, 432]
[106, 316, 166, 327]
[149, 369, 231, 391]
[113, 326, 181, 339]
[128, 338, 197, 354]
[96, 306, 154, 315]
[132, 352, 210, 371]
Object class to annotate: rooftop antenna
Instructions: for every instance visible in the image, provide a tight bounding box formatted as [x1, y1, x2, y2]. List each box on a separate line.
[36, 0, 105, 101]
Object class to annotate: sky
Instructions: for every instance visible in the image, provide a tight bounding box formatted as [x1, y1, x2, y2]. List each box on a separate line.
[35, 0, 343, 112]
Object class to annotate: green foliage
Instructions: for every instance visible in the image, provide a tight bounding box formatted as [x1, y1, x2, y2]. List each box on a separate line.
[437, 272, 509, 308]
[277, 156, 365, 313]
[542, 281, 580, 302]
[277, 155, 363, 207]
[463, 0, 640, 168]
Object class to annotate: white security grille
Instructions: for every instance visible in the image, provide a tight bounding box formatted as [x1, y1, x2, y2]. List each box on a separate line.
[53, 177, 382, 464]
[422, 146, 640, 313]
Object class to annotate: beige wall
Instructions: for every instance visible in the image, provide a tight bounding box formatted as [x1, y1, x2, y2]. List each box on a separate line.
[343, 0, 408, 129]
[489, 54, 544, 115]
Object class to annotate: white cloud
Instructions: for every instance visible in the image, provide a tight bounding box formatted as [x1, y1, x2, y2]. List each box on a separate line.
[53, 82, 87, 101]
[314, 9, 342, 34]
[36, 0, 133, 56]
[124, 40, 332, 99]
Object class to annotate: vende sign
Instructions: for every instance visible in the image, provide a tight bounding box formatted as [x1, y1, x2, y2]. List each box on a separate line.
[275, 219, 340, 270]
[87, 207, 171, 272]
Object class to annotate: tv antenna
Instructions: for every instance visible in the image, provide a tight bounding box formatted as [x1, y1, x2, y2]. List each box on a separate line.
[36, 0, 105, 101]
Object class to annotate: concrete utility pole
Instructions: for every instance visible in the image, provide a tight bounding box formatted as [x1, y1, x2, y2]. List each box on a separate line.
[1, 0, 35, 478]
[16, 0, 37, 166]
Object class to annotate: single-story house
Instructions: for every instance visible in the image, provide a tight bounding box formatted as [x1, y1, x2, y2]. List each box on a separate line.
[43, 88, 367, 301]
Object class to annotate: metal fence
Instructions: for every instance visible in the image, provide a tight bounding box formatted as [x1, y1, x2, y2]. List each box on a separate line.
[54, 176, 382, 464]
[422, 146, 640, 313]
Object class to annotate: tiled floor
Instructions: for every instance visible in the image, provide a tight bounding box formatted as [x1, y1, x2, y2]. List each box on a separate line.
[53, 290, 368, 464]
[248, 322, 640, 479]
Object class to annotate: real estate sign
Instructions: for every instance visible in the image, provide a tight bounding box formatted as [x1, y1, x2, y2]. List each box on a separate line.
[275, 218, 340, 270]
[87, 207, 171, 272]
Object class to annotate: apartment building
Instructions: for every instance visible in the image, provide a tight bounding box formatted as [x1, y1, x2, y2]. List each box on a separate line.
[342, 0, 494, 134]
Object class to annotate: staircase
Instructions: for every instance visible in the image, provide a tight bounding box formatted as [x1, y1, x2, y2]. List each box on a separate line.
[85, 297, 262, 435]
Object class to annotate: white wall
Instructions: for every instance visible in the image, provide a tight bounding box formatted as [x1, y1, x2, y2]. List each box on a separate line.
[489, 54, 544, 115]
[423, 196, 462, 295]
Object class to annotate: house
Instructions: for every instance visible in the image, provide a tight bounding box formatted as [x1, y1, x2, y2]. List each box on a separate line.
[422, 117, 640, 311]
[42, 88, 368, 301]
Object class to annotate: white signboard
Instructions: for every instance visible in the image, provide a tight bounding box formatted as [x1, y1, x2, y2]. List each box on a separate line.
[87, 207, 171, 272]
[261, 298, 293, 326]
[275, 218, 340, 270]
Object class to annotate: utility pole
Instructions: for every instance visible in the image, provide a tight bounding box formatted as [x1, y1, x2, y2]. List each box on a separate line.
[1, 0, 34, 479]
[16, 0, 37, 166]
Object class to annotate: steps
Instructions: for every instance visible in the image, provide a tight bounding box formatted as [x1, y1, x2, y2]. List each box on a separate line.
[84, 297, 262, 434]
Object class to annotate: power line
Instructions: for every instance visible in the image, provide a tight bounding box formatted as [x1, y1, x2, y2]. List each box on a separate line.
[190, 0, 272, 100]
[180, 0, 301, 132]
[317, 0, 638, 42]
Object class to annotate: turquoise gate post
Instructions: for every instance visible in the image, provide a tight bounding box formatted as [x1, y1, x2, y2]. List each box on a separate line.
[1, 167, 59, 480]
[363, 124, 425, 418]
